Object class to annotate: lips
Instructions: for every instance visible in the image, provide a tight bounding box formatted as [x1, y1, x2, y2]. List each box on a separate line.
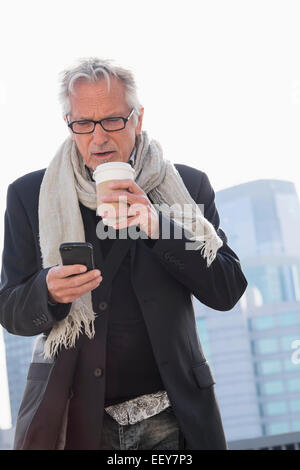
[93, 150, 113, 156]
[92, 151, 115, 158]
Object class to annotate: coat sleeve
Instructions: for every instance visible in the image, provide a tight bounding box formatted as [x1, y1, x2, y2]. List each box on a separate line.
[0, 183, 71, 336]
[149, 172, 248, 311]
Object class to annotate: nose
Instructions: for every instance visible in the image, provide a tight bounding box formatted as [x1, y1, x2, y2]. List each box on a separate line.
[92, 122, 109, 145]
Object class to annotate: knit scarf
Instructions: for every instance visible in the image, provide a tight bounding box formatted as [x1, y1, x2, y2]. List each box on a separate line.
[39, 131, 223, 358]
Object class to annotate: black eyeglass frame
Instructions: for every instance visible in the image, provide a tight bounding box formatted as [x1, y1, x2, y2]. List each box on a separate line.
[66, 108, 135, 134]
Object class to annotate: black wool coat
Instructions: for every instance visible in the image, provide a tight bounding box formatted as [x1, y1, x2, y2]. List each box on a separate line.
[0, 163, 247, 450]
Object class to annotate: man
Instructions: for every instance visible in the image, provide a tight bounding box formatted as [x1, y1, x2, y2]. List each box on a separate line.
[0, 58, 247, 450]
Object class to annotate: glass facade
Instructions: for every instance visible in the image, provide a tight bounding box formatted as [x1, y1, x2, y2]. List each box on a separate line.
[287, 378, 300, 392]
[290, 400, 300, 412]
[245, 265, 297, 304]
[251, 315, 275, 330]
[280, 335, 300, 352]
[195, 317, 211, 359]
[257, 338, 279, 354]
[260, 360, 281, 375]
[193, 179, 300, 441]
[264, 380, 285, 395]
[3, 331, 34, 426]
[279, 312, 299, 326]
[268, 422, 289, 435]
[265, 401, 287, 416]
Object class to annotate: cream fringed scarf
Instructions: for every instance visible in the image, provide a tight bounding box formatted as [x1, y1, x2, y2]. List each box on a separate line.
[39, 131, 223, 358]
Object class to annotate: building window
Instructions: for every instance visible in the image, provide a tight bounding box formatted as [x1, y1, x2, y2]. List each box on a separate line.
[280, 335, 300, 352]
[257, 338, 278, 354]
[252, 315, 275, 330]
[264, 380, 284, 395]
[292, 420, 300, 432]
[267, 421, 289, 435]
[284, 358, 298, 372]
[265, 401, 287, 416]
[290, 399, 300, 412]
[278, 312, 299, 326]
[287, 378, 300, 393]
[245, 266, 283, 304]
[261, 360, 281, 375]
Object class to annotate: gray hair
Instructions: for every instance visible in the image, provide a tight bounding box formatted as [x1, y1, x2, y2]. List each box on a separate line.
[58, 57, 142, 125]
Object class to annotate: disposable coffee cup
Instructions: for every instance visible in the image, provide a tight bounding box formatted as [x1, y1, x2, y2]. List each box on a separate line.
[93, 162, 135, 226]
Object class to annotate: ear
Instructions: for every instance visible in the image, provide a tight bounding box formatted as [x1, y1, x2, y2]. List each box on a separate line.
[135, 107, 144, 135]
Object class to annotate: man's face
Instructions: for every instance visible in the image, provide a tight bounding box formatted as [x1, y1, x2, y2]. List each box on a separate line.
[67, 77, 144, 170]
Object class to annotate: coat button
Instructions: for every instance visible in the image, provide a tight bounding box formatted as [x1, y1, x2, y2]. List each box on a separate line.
[99, 301, 108, 311]
[94, 368, 103, 377]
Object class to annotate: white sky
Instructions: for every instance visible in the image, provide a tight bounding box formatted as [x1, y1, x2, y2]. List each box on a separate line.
[1, 0, 300, 429]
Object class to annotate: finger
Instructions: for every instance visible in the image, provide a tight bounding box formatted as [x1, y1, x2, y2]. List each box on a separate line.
[64, 269, 102, 287]
[100, 192, 133, 204]
[66, 276, 102, 299]
[128, 202, 149, 218]
[114, 214, 140, 230]
[98, 200, 129, 218]
[53, 264, 88, 279]
[107, 179, 144, 194]
[100, 192, 146, 206]
[100, 202, 148, 224]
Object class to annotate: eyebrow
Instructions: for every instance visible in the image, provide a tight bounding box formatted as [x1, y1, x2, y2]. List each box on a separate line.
[75, 112, 123, 121]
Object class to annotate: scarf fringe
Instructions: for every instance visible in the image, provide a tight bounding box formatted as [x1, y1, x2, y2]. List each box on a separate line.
[44, 302, 95, 359]
[159, 202, 223, 267]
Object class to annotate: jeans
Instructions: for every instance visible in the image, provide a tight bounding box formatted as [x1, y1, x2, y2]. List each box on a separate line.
[99, 406, 183, 450]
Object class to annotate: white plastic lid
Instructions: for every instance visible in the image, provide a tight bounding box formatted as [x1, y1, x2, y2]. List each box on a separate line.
[93, 162, 135, 183]
[93, 161, 133, 172]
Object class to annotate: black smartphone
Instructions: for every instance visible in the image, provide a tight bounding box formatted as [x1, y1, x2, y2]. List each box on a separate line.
[59, 242, 95, 272]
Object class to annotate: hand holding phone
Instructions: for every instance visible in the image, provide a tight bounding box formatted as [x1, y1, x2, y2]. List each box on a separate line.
[46, 242, 102, 304]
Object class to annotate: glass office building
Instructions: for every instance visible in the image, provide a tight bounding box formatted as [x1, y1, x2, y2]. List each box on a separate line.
[193, 179, 300, 441]
[3, 332, 34, 426]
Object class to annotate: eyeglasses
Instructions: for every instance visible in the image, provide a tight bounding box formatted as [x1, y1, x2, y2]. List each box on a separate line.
[66, 109, 135, 134]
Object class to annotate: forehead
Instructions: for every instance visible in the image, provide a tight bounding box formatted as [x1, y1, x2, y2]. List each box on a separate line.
[69, 77, 127, 118]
